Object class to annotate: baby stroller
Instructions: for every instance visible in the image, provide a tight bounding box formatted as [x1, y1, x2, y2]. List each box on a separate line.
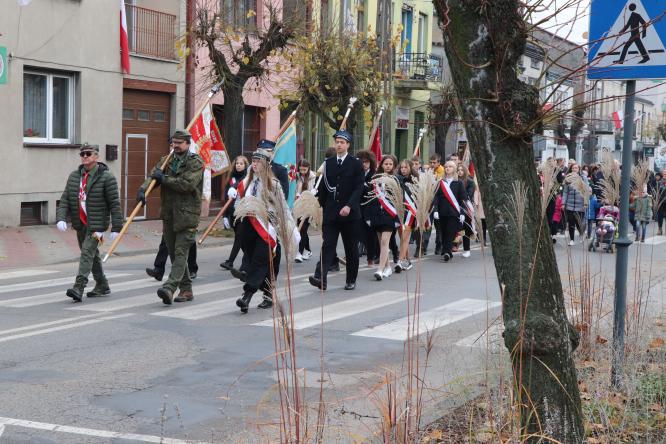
[588, 215, 617, 253]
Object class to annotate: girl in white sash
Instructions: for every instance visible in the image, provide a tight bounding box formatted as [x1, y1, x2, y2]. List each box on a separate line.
[433, 161, 467, 262]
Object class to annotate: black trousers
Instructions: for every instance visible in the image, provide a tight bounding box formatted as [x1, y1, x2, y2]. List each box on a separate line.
[319, 220, 359, 284]
[462, 216, 474, 251]
[298, 218, 311, 253]
[227, 220, 243, 263]
[154, 236, 197, 273]
[440, 216, 462, 256]
[240, 219, 281, 300]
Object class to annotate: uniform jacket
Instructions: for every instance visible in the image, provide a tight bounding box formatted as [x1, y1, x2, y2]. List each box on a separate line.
[271, 162, 290, 200]
[433, 178, 466, 218]
[317, 154, 365, 223]
[143, 152, 204, 232]
[57, 163, 123, 232]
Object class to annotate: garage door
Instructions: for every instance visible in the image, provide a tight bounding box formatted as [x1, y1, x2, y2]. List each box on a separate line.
[121, 89, 171, 219]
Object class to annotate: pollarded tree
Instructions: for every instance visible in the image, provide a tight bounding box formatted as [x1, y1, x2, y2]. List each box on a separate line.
[432, 1, 584, 442]
[191, 0, 301, 158]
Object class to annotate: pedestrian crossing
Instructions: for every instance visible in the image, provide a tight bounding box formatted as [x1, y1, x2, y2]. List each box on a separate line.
[0, 267, 502, 346]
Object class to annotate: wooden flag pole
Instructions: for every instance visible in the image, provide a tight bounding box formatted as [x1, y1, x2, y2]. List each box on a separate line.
[364, 106, 384, 152]
[103, 80, 224, 262]
[197, 107, 298, 245]
[338, 97, 358, 131]
[413, 127, 427, 158]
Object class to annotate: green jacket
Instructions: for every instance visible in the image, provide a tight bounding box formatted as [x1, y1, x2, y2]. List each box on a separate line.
[57, 163, 123, 232]
[631, 195, 653, 222]
[143, 151, 203, 232]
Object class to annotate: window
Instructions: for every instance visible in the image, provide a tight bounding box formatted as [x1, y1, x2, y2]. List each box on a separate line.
[20, 201, 46, 226]
[154, 111, 166, 122]
[530, 57, 540, 69]
[137, 110, 150, 121]
[122, 108, 134, 120]
[23, 70, 75, 143]
[220, 0, 257, 30]
[243, 106, 262, 154]
[417, 13, 427, 54]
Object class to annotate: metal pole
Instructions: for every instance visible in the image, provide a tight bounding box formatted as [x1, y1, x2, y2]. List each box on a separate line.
[611, 79, 636, 389]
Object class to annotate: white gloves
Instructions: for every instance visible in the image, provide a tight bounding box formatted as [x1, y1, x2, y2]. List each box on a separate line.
[56, 221, 67, 232]
[94, 232, 105, 241]
[459, 215, 465, 224]
[108, 232, 119, 241]
[223, 217, 231, 230]
[227, 187, 238, 199]
[433, 212, 439, 220]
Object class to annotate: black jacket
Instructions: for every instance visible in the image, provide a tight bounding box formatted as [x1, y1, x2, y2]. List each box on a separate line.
[433, 178, 466, 218]
[271, 162, 290, 200]
[317, 154, 365, 223]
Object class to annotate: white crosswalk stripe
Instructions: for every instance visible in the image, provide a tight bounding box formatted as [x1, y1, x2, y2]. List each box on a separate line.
[641, 236, 666, 245]
[252, 291, 405, 330]
[455, 323, 504, 349]
[351, 298, 502, 341]
[0, 277, 157, 308]
[0, 273, 129, 295]
[0, 269, 59, 281]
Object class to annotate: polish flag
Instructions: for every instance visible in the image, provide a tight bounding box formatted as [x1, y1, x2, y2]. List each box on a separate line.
[611, 110, 623, 130]
[370, 126, 382, 162]
[120, 0, 131, 74]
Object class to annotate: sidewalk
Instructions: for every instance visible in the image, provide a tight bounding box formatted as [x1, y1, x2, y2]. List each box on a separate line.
[0, 218, 233, 270]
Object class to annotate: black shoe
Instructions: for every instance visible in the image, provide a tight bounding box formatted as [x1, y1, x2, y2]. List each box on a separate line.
[157, 287, 174, 305]
[442, 252, 452, 262]
[66, 288, 83, 303]
[87, 283, 111, 298]
[257, 298, 273, 309]
[236, 292, 253, 314]
[344, 282, 356, 290]
[220, 260, 233, 270]
[230, 268, 247, 282]
[146, 268, 164, 282]
[189, 271, 197, 280]
[308, 275, 327, 290]
[434, 247, 441, 255]
[329, 264, 340, 272]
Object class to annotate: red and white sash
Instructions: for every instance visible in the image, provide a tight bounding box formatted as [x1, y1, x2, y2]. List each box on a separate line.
[79, 171, 89, 225]
[236, 176, 277, 252]
[439, 180, 461, 214]
[374, 183, 397, 218]
[404, 192, 417, 228]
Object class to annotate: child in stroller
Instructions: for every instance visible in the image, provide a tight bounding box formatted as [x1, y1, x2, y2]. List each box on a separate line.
[589, 202, 619, 253]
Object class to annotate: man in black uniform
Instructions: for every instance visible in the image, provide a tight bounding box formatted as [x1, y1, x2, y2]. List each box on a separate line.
[308, 130, 364, 291]
[260, 139, 290, 200]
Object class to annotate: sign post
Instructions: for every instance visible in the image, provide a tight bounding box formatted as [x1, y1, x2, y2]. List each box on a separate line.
[588, 0, 666, 389]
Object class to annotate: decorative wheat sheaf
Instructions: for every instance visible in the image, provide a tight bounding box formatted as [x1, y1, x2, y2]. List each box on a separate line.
[234, 195, 270, 227]
[599, 151, 621, 205]
[631, 160, 650, 195]
[540, 160, 560, 220]
[293, 190, 322, 229]
[406, 171, 438, 229]
[371, 174, 405, 226]
[565, 172, 591, 201]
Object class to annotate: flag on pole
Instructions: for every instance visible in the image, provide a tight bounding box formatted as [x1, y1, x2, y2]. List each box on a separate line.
[120, 0, 131, 74]
[190, 104, 230, 200]
[273, 120, 298, 208]
[370, 126, 382, 162]
[612, 110, 623, 130]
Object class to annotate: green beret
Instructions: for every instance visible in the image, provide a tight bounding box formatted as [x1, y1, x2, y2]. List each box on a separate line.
[171, 129, 191, 141]
[80, 143, 99, 153]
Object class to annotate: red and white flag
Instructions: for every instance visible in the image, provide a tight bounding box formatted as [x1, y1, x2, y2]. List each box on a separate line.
[612, 110, 623, 130]
[120, 0, 131, 74]
[370, 126, 382, 162]
[190, 104, 230, 200]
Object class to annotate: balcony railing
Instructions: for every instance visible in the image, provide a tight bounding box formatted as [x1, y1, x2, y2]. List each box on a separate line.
[125, 4, 177, 60]
[394, 53, 443, 82]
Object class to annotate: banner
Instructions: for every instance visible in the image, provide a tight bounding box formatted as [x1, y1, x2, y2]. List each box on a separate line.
[190, 104, 230, 200]
[273, 120, 298, 208]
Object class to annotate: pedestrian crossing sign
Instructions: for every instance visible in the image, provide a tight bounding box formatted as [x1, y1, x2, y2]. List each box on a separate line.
[588, 0, 666, 79]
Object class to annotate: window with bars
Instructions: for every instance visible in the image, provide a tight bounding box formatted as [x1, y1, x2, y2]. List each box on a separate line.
[23, 70, 75, 144]
[220, 0, 257, 30]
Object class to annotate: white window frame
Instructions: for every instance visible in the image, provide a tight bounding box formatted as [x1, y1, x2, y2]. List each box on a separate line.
[23, 70, 75, 144]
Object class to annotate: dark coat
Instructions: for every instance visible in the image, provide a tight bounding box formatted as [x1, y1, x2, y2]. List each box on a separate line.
[317, 154, 365, 223]
[433, 178, 466, 218]
[143, 152, 204, 232]
[271, 162, 290, 200]
[57, 163, 123, 232]
[224, 169, 247, 218]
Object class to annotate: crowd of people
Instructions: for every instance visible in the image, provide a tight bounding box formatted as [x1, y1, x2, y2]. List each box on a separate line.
[55, 127, 666, 313]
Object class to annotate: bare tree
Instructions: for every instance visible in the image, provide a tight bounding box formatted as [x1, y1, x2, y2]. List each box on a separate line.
[432, 1, 585, 442]
[191, 0, 300, 158]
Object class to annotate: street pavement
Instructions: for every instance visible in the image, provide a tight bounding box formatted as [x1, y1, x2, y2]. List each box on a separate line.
[0, 228, 664, 443]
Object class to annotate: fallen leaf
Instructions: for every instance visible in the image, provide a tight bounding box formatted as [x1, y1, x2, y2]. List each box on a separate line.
[596, 335, 608, 345]
[575, 323, 589, 333]
[648, 337, 664, 350]
[655, 319, 664, 327]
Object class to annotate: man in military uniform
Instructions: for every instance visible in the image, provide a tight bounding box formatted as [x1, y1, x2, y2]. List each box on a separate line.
[56, 144, 123, 302]
[137, 129, 203, 305]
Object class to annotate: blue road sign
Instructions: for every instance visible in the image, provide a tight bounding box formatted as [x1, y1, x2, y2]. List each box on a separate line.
[588, 0, 666, 79]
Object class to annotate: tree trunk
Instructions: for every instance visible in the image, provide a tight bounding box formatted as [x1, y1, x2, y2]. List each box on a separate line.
[433, 1, 584, 442]
[221, 84, 245, 159]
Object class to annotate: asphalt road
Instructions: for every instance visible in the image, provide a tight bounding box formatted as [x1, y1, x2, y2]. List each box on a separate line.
[0, 231, 664, 443]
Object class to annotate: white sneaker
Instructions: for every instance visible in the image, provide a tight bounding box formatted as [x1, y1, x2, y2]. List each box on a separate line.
[568, 240, 575, 246]
[374, 270, 383, 281]
[383, 266, 393, 278]
[295, 253, 304, 263]
[401, 260, 413, 270]
[462, 251, 471, 258]
[302, 250, 312, 260]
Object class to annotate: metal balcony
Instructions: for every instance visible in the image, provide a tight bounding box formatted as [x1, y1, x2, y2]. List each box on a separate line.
[125, 4, 177, 60]
[394, 53, 443, 88]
